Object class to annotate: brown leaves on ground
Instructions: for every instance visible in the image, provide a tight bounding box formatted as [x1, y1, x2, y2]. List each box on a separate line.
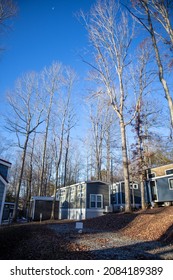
[0, 206, 173, 259]
[83, 206, 173, 242]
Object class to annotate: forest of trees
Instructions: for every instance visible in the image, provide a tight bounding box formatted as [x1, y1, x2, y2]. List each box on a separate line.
[0, 0, 173, 217]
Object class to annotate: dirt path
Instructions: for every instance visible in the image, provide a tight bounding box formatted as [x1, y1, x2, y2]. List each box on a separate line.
[48, 222, 173, 260]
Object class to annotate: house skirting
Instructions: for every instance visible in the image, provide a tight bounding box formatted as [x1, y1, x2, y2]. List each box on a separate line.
[59, 207, 106, 220]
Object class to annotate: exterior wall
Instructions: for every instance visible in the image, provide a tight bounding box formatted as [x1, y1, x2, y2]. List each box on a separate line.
[60, 208, 86, 220]
[86, 209, 106, 219]
[30, 198, 59, 221]
[59, 181, 110, 220]
[157, 176, 173, 202]
[145, 164, 173, 205]
[147, 163, 173, 177]
[86, 182, 109, 209]
[0, 180, 6, 224]
[59, 183, 86, 220]
[2, 202, 14, 222]
[111, 182, 141, 211]
[146, 175, 173, 203]
[86, 181, 110, 219]
[0, 159, 11, 224]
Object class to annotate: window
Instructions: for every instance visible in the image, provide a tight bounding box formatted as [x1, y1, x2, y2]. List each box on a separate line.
[90, 194, 103, 208]
[133, 184, 138, 189]
[166, 169, 173, 175]
[78, 184, 83, 190]
[169, 178, 173, 190]
[130, 183, 138, 189]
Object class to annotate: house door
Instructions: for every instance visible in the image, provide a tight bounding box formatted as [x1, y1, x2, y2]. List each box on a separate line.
[150, 180, 157, 201]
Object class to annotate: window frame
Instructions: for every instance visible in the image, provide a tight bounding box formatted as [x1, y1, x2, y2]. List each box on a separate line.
[165, 169, 173, 175]
[168, 178, 173, 190]
[90, 194, 103, 209]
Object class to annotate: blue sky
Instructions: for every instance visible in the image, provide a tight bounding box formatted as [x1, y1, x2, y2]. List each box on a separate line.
[0, 0, 94, 101]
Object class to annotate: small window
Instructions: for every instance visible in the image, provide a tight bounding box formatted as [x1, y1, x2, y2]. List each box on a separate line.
[169, 178, 173, 190]
[133, 184, 138, 189]
[90, 194, 103, 208]
[78, 193, 83, 198]
[90, 194, 96, 208]
[97, 195, 102, 208]
[166, 169, 173, 175]
[130, 183, 138, 189]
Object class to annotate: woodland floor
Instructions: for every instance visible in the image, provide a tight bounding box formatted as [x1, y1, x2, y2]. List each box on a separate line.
[0, 206, 173, 260]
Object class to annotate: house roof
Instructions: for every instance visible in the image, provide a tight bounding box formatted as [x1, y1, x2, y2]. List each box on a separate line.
[0, 158, 12, 168]
[57, 180, 109, 191]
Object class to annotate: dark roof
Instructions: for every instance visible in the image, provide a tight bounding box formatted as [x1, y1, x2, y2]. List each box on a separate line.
[0, 158, 12, 166]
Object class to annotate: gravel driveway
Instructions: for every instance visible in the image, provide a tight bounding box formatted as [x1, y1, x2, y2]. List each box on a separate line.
[48, 222, 173, 260]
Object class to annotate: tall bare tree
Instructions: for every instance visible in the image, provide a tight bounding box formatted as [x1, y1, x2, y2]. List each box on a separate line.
[80, 0, 138, 212]
[129, 40, 156, 209]
[127, 0, 173, 126]
[5, 72, 44, 222]
[51, 67, 76, 219]
[39, 62, 62, 196]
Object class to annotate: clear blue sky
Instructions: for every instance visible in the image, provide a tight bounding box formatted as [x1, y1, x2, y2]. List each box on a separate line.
[0, 0, 95, 106]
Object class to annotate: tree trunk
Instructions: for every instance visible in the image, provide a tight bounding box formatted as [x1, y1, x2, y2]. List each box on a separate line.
[120, 119, 131, 212]
[12, 135, 29, 222]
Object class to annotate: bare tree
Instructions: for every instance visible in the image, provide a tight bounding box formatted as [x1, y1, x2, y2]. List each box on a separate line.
[51, 67, 76, 219]
[39, 62, 62, 196]
[87, 97, 115, 181]
[129, 40, 156, 209]
[0, 0, 17, 53]
[0, 0, 17, 30]
[80, 0, 138, 212]
[5, 72, 44, 222]
[127, 0, 173, 127]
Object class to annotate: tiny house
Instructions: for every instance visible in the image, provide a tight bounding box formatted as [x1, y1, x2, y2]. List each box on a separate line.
[0, 159, 11, 225]
[110, 181, 141, 211]
[59, 181, 110, 220]
[30, 196, 59, 221]
[145, 163, 173, 206]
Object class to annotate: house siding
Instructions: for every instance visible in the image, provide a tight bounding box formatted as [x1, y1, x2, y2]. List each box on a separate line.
[86, 182, 109, 209]
[111, 182, 141, 210]
[0, 181, 5, 217]
[31, 199, 59, 221]
[59, 181, 110, 220]
[147, 164, 173, 177]
[59, 183, 86, 220]
[152, 176, 173, 202]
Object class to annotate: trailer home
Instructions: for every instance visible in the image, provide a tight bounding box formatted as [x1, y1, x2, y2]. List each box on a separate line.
[59, 181, 110, 220]
[145, 163, 173, 206]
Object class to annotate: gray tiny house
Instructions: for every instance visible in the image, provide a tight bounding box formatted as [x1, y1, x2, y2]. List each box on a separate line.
[0, 159, 11, 224]
[145, 163, 173, 206]
[30, 196, 59, 221]
[59, 181, 110, 220]
[110, 181, 141, 211]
